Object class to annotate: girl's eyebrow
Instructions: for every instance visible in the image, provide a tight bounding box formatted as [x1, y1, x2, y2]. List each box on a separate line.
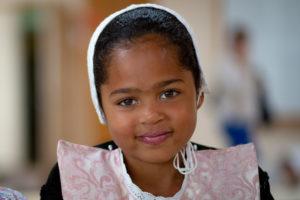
[110, 88, 140, 97]
[109, 78, 183, 97]
[154, 78, 183, 89]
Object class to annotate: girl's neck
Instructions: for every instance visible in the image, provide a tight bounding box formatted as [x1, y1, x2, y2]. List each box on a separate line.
[124, 155, 184, 197]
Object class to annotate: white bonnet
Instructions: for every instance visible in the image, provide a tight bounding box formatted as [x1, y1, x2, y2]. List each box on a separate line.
[87, 3, 208, 124]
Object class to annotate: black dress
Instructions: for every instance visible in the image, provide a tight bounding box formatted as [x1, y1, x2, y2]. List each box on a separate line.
[40, 141, 274, 200]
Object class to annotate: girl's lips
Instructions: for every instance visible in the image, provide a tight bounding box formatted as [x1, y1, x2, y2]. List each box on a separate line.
[137, 131, 172, 145]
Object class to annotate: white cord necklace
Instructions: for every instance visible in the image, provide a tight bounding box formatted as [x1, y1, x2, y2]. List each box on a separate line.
[173, 141, 197, 175]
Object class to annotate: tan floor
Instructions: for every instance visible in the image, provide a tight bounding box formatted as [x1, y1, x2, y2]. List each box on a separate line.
[257, 127, 300, 200]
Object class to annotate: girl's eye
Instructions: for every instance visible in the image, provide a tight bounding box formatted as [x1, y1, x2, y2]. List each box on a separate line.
[160, 89, 180, 100]
[117, 98, 138, 107]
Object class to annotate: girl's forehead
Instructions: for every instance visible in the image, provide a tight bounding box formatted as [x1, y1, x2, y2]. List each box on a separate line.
[103, 35, 187, 87]
[110, 39, 180, 71]
[113, 33, 177, 54]
[110, 33, 180, 64]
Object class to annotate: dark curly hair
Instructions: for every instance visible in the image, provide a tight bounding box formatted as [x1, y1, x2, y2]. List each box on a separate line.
[93, 6, 202, 104]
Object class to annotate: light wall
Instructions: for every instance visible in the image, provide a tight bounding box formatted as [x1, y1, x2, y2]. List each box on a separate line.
[0, 9, 26, 173]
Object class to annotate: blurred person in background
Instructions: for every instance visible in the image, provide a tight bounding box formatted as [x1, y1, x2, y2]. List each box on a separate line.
[216, 27, 271, 147]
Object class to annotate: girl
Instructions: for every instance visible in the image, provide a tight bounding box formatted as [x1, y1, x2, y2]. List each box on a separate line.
[41, 4, 273, 199]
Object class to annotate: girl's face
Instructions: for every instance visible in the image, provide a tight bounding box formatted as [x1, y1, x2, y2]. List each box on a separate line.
[100, 34, 202, 165]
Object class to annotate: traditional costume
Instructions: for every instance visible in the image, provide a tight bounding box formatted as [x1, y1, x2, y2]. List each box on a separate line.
[41, 4, 273, 199]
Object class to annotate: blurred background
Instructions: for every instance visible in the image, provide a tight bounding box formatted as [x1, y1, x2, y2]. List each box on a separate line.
[0, 0, 299, 199]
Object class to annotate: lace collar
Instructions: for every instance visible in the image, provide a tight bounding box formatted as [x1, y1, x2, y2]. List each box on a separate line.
[118, 149, 188, 200]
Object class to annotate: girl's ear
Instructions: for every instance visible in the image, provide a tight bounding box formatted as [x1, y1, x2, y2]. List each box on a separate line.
[196, 93, 204, 109]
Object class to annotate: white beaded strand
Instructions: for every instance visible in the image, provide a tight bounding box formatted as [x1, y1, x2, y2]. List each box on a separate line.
[173, 142, 197, 175]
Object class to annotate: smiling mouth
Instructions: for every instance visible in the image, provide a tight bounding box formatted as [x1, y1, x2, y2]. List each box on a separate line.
[137, 131, 172, 145]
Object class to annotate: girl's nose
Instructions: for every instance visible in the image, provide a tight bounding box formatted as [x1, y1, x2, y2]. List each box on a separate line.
[139, 102, 165, 125]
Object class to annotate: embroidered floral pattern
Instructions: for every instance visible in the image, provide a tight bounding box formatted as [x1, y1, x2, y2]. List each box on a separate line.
[57, 140, 259, 200]
[183, 144, 259, 200]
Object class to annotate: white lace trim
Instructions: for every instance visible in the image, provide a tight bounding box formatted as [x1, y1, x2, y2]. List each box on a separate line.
[118, 149, 187, 200]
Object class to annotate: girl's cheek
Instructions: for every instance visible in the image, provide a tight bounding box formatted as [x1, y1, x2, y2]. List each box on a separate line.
[167, 97, 197, 115]
[171, 100, 197, 125]
[107, 111, 137, 134]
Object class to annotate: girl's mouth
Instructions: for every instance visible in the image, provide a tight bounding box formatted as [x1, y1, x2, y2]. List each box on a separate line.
[137, 131, 172, 145]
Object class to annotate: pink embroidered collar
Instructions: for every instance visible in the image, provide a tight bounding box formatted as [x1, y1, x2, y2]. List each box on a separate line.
[57, 140, 259, 199]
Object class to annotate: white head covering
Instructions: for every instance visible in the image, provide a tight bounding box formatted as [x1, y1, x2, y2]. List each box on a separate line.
[87, 3, 208, 124]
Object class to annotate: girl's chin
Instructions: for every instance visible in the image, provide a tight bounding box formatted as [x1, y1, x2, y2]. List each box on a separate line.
[128, 148, 177, 165]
